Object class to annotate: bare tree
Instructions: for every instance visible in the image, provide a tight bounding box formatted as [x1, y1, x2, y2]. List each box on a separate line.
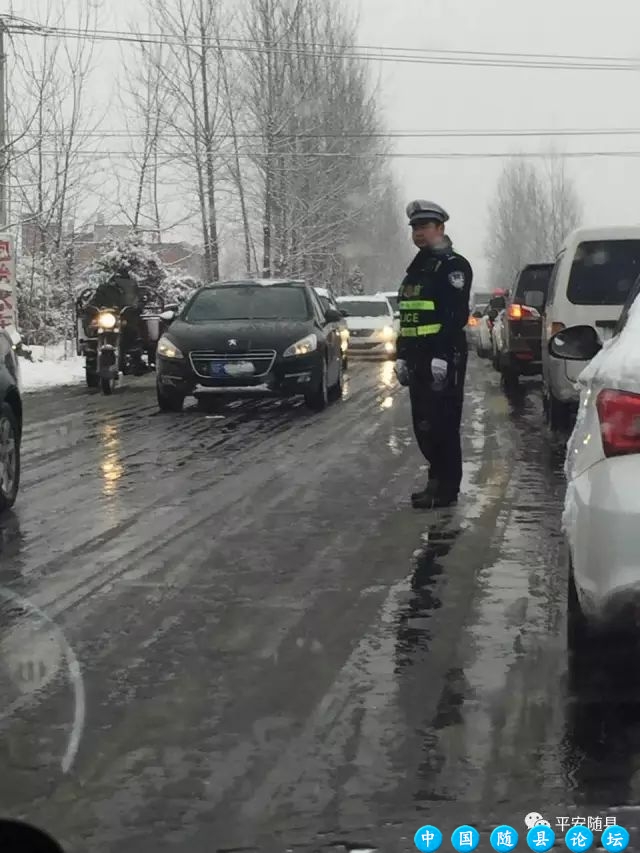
[486, 155, 582, 289]
[147, 0, 227, 282]
[6, 0, 104, 344]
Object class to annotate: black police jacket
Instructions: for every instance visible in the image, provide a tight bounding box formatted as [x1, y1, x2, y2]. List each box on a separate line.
[396, 236, 472, 362]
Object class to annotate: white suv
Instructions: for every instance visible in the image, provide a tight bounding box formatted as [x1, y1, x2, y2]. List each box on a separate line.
[549, 276, 640, 656]
[541, 225, 640, 429]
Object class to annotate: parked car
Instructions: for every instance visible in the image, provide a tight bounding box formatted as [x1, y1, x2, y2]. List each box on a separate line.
[476, 294, 507, 359]
[155, 279, 344, 413]
[494, 263, 554, 388]
[314, 286, 349, 370]
[0, 327, 22, 513]
[336, 294, 397, 359]
[542, 225, 640, 429]
[377, 291, 400, 332]
[549, 276, 640, 656]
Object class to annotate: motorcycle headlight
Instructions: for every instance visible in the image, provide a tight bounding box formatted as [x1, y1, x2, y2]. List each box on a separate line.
[97, 311, 117, 330]
[283, 333, 318, 358]
[381, 325, 395, 340]
[157, 335, 184, 359]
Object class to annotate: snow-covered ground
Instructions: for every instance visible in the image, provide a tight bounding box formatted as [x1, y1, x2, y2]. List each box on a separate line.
[18, 342, 85, 394]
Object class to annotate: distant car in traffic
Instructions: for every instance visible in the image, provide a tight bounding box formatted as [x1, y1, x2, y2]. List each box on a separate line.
[155, 279, 344, 413]
[542, 225, 640, 429]
[551, 276, 640, 658]
[314, 286, 349, 371]
[476, 294, 507, 359]
[494, 263, 553, 389]
[336, 294, 397, 359]
[0, 328, 22, 512]
[377, 291, 400, 331]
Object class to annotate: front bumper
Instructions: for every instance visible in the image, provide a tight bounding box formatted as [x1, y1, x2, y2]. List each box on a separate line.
[569, 456, 640, 626]
[347, 336, 396, 356]
[156, 350, 323, 397]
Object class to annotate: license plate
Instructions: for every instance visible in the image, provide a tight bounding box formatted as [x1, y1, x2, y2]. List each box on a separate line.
[211, 361, 255, 377]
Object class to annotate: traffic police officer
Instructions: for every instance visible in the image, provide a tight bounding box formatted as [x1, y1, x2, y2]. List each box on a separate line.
[395, 200, 473, 509]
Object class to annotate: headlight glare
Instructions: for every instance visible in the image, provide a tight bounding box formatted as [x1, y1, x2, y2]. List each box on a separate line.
[98, 311, 117, 330]
[283, 333, 318, 357]
[157, 335, 184, 359]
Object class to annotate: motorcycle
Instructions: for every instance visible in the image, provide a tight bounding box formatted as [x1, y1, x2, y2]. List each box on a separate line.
[75, 286, 170, 395]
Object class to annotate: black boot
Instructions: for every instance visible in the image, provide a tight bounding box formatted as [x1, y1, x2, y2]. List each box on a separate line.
[412, 482, 459, 510]
[411, 479, 440, 508]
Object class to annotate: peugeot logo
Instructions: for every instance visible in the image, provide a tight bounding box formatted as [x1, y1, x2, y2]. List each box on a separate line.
[228, 339, 238, 347]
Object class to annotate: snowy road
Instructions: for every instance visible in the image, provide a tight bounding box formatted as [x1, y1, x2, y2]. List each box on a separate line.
[0, 357, 638, 852]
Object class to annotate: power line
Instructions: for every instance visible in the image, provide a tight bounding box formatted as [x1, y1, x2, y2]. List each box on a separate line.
[12, 128, 640, 140]
[3, 18, 640, 72]
[11, 148, 640, 160]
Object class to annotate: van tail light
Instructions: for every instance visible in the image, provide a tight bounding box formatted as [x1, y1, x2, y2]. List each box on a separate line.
[596, 389, 640, 457]
[551, 322, 566, 336]
[508, 303, 540, 321]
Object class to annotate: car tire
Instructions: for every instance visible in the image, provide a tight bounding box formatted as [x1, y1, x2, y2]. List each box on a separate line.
[545, 386, 572, 431]
[305, 359, 328, 412]
[0, 402, 20, 513]
[157, 382, 185, 412]
[328, 357, 344, 402]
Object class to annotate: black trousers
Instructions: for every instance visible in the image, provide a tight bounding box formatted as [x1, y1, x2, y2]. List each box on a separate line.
[407, 347, 468, 494]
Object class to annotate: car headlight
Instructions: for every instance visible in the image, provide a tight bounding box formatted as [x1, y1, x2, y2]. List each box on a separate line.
[283, 333, 318, 357]
[381, 325, 395, 340]
[157, 335, 184, 359]
[97, 311, 117, 330]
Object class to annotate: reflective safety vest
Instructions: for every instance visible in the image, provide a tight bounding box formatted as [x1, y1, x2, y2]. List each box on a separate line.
[398, 298, 442, 338]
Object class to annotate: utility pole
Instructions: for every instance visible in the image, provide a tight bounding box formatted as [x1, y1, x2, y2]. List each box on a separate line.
[0, 18, 6, 229]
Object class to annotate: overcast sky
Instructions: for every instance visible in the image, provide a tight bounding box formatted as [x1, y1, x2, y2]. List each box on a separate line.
[9, 0, 640, 288]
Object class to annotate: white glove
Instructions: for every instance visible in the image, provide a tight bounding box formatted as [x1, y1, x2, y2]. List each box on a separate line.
[394, 359, 409, 386]
[431, 357, 448, 382]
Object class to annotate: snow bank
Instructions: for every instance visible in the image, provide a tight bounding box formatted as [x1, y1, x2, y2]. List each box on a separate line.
[18, 343, 85, 394]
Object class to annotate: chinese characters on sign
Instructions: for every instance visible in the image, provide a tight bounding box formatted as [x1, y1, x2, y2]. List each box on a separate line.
[555, 817, 617, 831]
[0, 235, 16, 330]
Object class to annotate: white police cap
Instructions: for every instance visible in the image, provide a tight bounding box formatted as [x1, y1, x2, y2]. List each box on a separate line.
[406, 200, 449, 225]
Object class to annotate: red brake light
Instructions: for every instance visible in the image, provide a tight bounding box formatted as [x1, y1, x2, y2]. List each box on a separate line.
[596, 389, 640, 457]
[508, 303, 540, 321]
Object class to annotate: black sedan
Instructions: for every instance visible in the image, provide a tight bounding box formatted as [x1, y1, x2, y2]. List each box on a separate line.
[155, 280, 345, 413]
[0, 328, 22, 512]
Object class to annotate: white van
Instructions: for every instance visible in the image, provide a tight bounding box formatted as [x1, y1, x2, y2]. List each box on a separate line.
[541, 225, 640, 429]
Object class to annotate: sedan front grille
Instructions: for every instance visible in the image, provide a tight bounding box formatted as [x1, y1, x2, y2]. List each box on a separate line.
[189, 349, 277, 379]
[349, 329, 374, 338]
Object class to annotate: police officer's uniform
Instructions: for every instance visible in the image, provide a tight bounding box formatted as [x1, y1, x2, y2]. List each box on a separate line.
[396, 200, 473, 508]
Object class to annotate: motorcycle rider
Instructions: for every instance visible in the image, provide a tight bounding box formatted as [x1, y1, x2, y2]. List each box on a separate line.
[395, 200, 473, 509]
[88, 271, 145, 372]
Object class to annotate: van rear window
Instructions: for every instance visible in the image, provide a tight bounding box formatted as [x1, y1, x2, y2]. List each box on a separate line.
[567, 240, 640, 306]
[514, 265, 553, 309]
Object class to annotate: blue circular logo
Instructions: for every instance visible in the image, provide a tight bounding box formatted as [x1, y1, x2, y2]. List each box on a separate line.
[527, 824, 555, 852]
[414, 825, 443, 852]
[565, 825, 594, 850]
[602, 825, 630, 852]
[452, 825, 480, 852]
[490, 825, 519, 852]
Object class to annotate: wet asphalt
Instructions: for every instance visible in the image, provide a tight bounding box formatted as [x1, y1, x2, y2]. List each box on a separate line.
[0, 354, 639, 852]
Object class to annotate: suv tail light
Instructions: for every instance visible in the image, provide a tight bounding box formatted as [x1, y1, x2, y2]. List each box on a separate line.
[596, 389, 640, 457]
[508, 303, 540, 321]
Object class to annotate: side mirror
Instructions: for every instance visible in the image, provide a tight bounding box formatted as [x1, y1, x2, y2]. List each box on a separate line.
[472, 310, 483, 319]
[393, 310, 400, 319]
[549, 325, 603, 361]
[325, 308, 342, 323]
[339, 308, 349, 317]
[160, 310, 176, 323]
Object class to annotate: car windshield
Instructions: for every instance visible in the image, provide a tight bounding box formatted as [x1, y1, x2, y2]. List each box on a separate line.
[183, 285, 310, 321]
[514, 266, 553, 309]
[339, 300, 389, 317]
[568, 240, 640, 306]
